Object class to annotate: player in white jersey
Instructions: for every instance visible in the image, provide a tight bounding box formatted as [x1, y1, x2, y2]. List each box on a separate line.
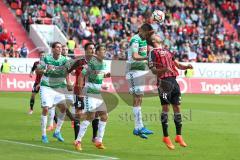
[74, 44, 110, 151]
[126, 24, 154, 139]
[36, 42, 70, 143]
[46, 44, 76, 132]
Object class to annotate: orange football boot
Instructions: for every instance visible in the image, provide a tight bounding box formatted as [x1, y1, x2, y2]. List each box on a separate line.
[163, 137, 175, 150]
[175, 135, 187, 147]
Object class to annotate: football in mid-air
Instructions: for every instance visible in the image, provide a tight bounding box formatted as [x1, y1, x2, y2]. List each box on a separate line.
[152, 10, 165, 23]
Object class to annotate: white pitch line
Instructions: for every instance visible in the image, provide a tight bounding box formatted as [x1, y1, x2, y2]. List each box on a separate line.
[0, 139, 118, 160]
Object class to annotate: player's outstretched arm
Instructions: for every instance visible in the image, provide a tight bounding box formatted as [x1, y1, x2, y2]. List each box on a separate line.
[132, 52, 148, 61]
[174, 60, 193, 70]
[35, 68, 45, 75]
[150, 67, 171, 76]
[67, 59, 80, 73]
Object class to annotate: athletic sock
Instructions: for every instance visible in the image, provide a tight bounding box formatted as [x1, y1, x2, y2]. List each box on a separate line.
[74, 119, 80, 140]
[161, 112, 169, 137]
[92, 118, 99, 139]
[41, 115, 48, 136]
[133, 106, 144, 130]
[30, 98, 34, 110]
[96, 120, 107, 143]
[54, 112, 58, 124]
[174, 113, 182, 135]
[76, 120, 90, 142]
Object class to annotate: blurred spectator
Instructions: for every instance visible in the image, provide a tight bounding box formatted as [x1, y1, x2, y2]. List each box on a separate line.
[0, 29, 10, 49]
[0, 15, 4, 32]
[66, 36, 76, 55]
[18, 42, 29, 58]
[1, 59, 10, 74]
[8, 32, 17, 46]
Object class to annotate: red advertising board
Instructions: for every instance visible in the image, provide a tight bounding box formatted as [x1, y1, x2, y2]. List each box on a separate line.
[0, 74, 239, 94]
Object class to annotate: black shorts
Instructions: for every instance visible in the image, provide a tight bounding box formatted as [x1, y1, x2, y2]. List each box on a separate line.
[32, 83, 40, 93]
[74, 95, 84, 110]
[157, 77, 181, 105]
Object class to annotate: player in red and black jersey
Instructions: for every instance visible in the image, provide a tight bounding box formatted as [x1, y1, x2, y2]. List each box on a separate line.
[28, 51, 45, 114]
[147, 33, 193, 150]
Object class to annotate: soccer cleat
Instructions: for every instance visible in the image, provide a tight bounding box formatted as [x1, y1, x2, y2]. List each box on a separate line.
[74, 141, 82, 151]
[95, 141, 106, 149]
[163, 137, 175, 150]
[41, 135, 49, 144]
[133, 129, 148, 139]
[28, 109, 33, 115]
[175, 135, 187, 147]
[47, 125, 54, 131]
[139, 127, 154, 135]
[53, 131, 64, 142]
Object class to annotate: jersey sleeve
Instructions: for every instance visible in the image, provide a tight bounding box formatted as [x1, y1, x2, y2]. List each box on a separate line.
[130, 39, 139, 54]
[148, 50, 156, 69]
[31, 62, 38, 72]
[37, 58, 46, 70]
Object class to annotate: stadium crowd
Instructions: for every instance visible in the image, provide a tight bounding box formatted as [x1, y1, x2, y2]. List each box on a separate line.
[0, 14, 30, 58]
[213, 0, 240, 39]
[4, 0, 240, 63]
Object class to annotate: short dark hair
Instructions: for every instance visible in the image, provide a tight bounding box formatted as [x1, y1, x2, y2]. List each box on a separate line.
[95, 44, 106, 52]
[84, 42, 95, 51]
[51, 42, 62, 48]
[140, 23, 153, 32]
[146, 37, 154, 46]
[39, 51, 45, 54]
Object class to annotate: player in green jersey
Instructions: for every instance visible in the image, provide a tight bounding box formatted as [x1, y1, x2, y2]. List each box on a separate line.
[126, 24, 154, 139]
[74, 44, 110, 151]
[36, 42, 70, 144]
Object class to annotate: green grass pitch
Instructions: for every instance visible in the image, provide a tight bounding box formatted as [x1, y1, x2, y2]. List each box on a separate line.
[0, 92, 239, 160]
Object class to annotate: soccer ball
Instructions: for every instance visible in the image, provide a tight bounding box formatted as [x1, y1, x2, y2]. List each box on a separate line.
[152, 10, 165, 23]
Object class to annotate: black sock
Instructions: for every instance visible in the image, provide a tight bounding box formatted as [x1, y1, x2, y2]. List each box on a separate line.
[174, 113, 182, 135]
[74, 119, 80, 140]
[54, 112, 58, 124]
[161, 112, 169, 137]
[30, 98, 34, 110]
[92, 119, 99, 139]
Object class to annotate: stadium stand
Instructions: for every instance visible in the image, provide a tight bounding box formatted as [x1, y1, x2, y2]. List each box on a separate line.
[0, 0, 38, 58]
[3, 0, 240, 63]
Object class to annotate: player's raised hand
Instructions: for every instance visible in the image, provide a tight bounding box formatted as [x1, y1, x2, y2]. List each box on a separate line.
[104, 72, 111, 78]
[67, 84, 73, 91]
[101, 85, 109, 90]
[29, 72, 33, 78]
[46, 65, 55, 72]
[187, 64, 193, 69]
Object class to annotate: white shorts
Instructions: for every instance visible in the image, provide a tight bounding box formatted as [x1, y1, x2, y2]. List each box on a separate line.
[84, 94, 107, 112]
[40, 86, 67, 108]
[65, 90, 75, 106]
[126, 70, 148, 95]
